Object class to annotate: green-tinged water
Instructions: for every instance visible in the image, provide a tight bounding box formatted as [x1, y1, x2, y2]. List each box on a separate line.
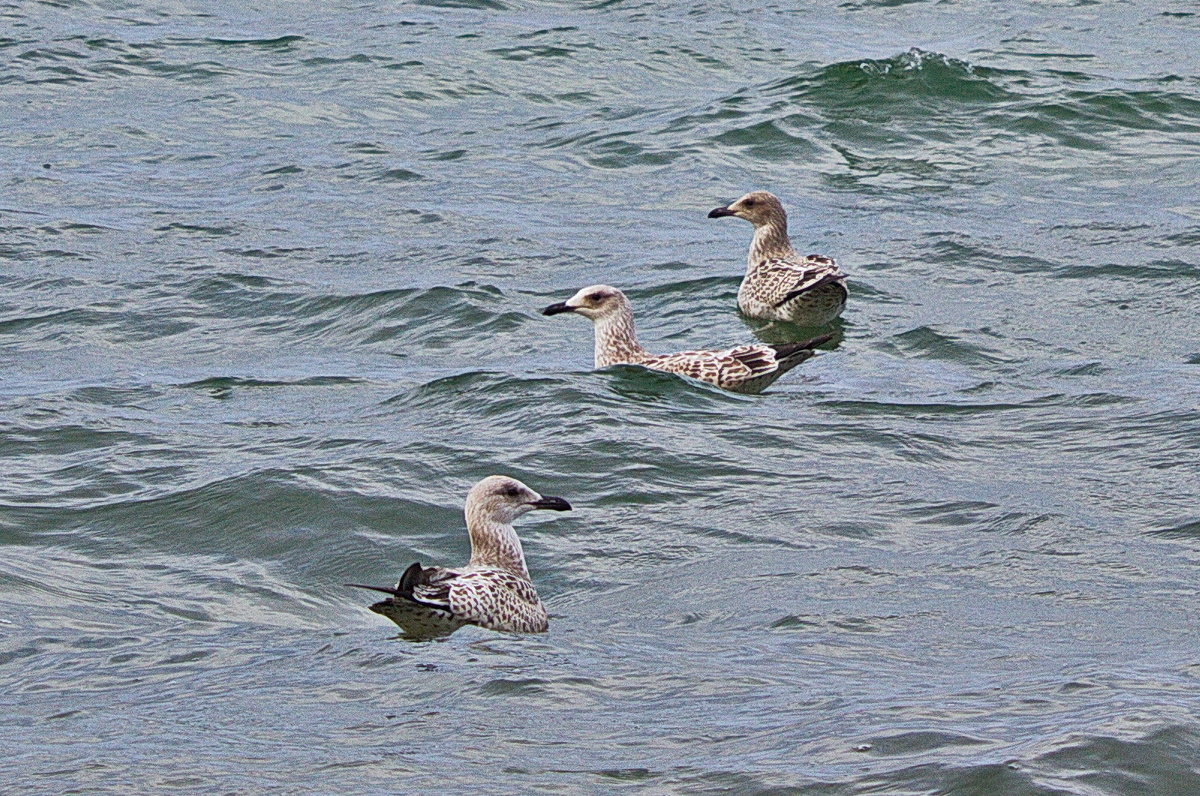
[2, 1, 1199, 793]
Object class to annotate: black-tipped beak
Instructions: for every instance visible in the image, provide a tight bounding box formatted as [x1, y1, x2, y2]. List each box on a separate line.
[542, 301, 575, 316]
[708, 206, 736, 218]
[527, 496, 572, 511]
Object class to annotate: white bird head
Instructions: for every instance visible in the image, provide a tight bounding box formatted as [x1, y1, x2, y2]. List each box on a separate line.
[465, 475, 571, 526]
[541, 284, 630, 323]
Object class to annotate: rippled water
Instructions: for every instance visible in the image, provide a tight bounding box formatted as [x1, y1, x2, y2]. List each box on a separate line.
[2, 0, 1199, 792]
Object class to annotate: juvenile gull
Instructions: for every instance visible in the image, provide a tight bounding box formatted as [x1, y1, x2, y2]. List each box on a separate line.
[347, 475, 570, 638]
[708, 190, 848, 325]
[543, 285, 832, 394]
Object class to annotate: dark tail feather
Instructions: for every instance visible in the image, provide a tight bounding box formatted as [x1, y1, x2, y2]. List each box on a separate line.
[770, 333, 835, 361]
[346, 561, 425, 599]
[395, 561, 426, 598]
[345, 583, 402, 597]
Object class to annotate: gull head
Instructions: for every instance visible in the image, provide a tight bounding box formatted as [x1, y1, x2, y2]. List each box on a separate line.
[467, 475, 571, 525]
[541, 285, 629, 323]
[707, 190, 786, 228]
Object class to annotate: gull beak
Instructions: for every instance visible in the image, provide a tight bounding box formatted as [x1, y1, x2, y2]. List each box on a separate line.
[707, 206, 736, 218]
[541, 301, 576, 316]
[527, 496, 572, 511]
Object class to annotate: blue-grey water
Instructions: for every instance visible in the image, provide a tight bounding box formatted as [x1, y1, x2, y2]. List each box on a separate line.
[2, 1, 1199, 793]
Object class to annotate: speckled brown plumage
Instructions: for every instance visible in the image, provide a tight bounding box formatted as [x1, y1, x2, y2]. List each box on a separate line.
[368, 562, 549, 636]
[543, 285, 832, 394]
[709, 190, 848, 325]
[347, 476, 570, 639]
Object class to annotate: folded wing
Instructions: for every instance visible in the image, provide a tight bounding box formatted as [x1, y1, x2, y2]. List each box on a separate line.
[754, 255, 847, 308]
[447, 569, 549, 633]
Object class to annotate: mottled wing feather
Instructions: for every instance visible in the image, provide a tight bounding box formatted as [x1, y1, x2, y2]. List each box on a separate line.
[447, 568, 549, 633]
[753, 256, 845, 308]
[368, 565, 546, 636]
[724, 345, 781, 381]
[776, 272, 845, 307]
[367, 566, 466, 638]
[408, 566, 458, 611]
[645, 345, 782, 390]
[643, 351, 720, 383]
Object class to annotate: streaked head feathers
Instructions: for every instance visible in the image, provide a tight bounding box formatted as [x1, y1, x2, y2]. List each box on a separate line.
[708, 190, 787, 229]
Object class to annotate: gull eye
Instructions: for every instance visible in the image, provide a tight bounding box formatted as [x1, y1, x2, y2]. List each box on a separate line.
[502, 485, 521, 498]
[587, 292, 605, 302]
[744, 198, 756, 207]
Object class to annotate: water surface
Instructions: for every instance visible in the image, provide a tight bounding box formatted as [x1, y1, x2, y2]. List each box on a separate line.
[2, 1, 1199, 793]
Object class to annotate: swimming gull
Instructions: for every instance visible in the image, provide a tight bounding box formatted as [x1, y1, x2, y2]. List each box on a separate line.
[708, 190, 848, 325]
[347, 475, 570, 638]
[543, 285, 832, 394]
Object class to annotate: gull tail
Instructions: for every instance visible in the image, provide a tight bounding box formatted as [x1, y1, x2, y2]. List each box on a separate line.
[346, 562, 426, 599]
[345, 582, 402, 596]
[770, 333, 835, 364]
